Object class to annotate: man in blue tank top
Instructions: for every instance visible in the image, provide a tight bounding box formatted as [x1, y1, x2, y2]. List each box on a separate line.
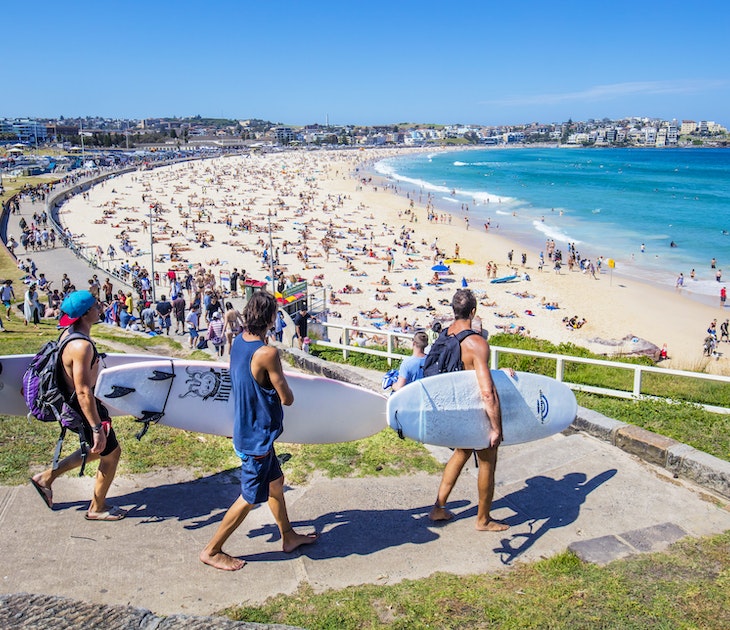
[200, 291, 317, 571]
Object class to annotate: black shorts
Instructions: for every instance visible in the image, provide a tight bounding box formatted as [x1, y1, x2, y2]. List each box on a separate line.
[78, 401, 119, 456]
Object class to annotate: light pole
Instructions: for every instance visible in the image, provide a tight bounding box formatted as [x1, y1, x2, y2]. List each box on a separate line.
[80, 120, 85, 165]
[268, 209, 276, 296]
[149, 203, 156, 301]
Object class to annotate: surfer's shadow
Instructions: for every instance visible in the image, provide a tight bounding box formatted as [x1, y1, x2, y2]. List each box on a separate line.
[245, 500, 471, 561]
[463, 469, 616, 565]
[90, 469, 243, 527]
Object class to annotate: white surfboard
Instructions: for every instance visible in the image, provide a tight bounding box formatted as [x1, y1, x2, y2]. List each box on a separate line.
[94, 359, 388, 444]
[387, 370, 577, 447]
[0, 353, 164, 417]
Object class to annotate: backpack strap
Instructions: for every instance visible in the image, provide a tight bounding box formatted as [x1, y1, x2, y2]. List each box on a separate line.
[454, 329, 478, 343]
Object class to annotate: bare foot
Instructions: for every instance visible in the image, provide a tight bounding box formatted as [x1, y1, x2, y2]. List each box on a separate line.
[429, 505, 455, 522]
[199, 550, 246, 571]
[475, 519, 510, 532]
[282, 530, 319, 553]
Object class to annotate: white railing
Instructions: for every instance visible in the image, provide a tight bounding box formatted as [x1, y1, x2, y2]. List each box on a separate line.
[315, 321, 730, 414]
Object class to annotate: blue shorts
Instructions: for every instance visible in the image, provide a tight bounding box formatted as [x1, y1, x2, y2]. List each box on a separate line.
[237, 448, 283, 505]
[188, 326, 199, 339]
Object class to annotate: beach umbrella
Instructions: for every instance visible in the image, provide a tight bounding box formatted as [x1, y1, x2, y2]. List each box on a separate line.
[431, 264, 449, 272]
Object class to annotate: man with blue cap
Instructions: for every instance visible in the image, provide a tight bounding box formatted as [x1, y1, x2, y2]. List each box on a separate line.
[30, 290, 126, 521]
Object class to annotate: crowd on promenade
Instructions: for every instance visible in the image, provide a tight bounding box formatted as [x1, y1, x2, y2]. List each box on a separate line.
[2, 182, 260, 354]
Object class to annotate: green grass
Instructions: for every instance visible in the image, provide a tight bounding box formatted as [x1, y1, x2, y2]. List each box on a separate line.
[223, 532, 730, 629]
[277, 429, 442, 485]
[311, 343, 410, 370]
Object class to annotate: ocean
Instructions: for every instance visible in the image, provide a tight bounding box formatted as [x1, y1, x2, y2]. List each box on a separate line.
[373, 147, 730, 302]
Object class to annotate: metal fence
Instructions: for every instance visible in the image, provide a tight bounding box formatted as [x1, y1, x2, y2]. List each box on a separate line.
[314, 320, 730, 415]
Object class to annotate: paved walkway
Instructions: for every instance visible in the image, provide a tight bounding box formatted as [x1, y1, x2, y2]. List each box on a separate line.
[3, 429, 730, 619]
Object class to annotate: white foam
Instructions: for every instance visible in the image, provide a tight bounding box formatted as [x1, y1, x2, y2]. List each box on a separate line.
[532, 220, 581, 245]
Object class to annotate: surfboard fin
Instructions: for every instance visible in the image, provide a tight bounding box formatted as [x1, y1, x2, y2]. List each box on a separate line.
[104, 385, 136, 398]
[135, 410, 164, 440]
[149, 370, 175, 381]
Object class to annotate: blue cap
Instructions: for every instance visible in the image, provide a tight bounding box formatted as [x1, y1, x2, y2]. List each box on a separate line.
[59, 290, 97, 327]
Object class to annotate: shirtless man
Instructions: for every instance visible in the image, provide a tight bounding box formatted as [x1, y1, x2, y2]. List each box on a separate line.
[429, 289, 509, 532]
[30, 291, 126, 520]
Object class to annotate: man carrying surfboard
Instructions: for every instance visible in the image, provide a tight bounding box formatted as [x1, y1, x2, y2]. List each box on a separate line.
[429, 289, 509, 532]
[30, 290, 126, 521]
[200, 291, 317, 571]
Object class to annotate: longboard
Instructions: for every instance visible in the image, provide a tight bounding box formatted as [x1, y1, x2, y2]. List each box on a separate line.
[0, 353, 163, 417]
[387, 370, 577, 447]
[94, 359, 387, 444]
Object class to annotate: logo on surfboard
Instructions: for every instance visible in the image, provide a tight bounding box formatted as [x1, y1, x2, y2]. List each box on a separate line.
[181, 367, 231, 402]
[536, 390, 549, 424]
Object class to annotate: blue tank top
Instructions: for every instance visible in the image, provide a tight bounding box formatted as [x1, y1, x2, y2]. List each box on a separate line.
[230, 336, 283, 456]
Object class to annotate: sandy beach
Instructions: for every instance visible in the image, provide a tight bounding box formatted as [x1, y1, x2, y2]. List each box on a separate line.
[57, 148, 728, 372]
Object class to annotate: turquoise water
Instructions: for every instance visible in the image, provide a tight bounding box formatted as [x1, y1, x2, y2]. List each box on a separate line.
[374, 148, 730, 299]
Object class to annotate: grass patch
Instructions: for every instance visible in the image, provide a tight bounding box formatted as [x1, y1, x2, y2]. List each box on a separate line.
[278, 430, 442, 485]
[311, 343, 410, 371]
[223, 532, 730, 629]
[6, 416, 439, 486]
[576, 393, 730, 462]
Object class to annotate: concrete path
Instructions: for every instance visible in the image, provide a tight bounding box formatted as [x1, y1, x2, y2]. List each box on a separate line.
[2, 429, 729, 618]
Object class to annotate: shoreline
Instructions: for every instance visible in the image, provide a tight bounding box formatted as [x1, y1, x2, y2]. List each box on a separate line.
[57, 148, 729, 373]
[369, 146, 729, 308]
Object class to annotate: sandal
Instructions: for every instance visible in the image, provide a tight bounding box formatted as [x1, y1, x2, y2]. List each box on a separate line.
[30, 477, 53, 509]
[85, 506, 127, 521]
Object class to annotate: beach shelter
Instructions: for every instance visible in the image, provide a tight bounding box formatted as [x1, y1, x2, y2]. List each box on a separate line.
[461, 277, 468, 287]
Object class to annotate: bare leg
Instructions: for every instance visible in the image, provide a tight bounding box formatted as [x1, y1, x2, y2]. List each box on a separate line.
[267, 476, 318, 552]
[429, 448, 472, 521]
[475, 447, 509, 532]
[31, 447, 102, 507]
[88, 446, 121, 514]
[200, 495, 252, 571]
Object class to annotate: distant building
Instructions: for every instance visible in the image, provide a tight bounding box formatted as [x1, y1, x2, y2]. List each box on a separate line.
[272, 126, 295, 144]
[680, 120, 696, 135]
[0, 118, 47, 143]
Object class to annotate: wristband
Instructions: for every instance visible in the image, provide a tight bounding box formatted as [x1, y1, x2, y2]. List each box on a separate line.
[91, 424, 102, 434]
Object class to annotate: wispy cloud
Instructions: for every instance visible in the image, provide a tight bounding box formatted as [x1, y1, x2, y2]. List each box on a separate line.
[483, 80, 728, 107]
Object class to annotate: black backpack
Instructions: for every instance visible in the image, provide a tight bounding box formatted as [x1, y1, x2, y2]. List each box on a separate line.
[422, 328, 477, 377]
[22, 332, 99, 475]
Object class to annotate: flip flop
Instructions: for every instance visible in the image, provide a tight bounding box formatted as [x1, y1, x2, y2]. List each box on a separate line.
[29, 477, 53, 509]
[85, 506, 127, 521]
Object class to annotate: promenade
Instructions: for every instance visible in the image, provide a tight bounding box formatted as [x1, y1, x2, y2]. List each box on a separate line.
[1, 190, 730, 626]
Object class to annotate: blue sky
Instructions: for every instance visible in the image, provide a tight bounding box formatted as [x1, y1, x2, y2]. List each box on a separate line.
[3, 0, 729, 126]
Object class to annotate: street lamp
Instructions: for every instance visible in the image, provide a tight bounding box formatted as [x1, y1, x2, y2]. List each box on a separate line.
[268, 208, 275, 296]
[149, 203, 156, 302]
